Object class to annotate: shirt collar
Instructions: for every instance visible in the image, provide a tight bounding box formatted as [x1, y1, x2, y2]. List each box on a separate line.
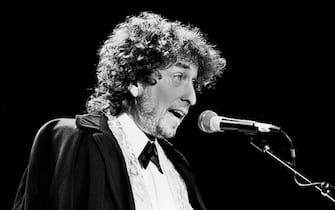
[116, 113, 155, 158]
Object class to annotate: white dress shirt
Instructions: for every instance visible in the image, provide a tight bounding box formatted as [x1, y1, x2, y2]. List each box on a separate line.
[106, 113, 193, 210]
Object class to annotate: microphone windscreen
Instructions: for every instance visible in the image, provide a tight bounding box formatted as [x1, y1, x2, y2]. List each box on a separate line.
[198, 110, 217, 133]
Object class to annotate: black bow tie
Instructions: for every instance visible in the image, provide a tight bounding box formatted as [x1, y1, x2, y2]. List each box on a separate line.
[138, 140, 163, 174]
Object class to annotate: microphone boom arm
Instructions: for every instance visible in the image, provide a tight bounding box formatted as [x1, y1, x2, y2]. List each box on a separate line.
[249, 136, 335, 204]
[198, 110, 334, 204]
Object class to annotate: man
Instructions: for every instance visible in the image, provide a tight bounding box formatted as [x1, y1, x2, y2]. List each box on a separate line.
[12, 11, 226, 210]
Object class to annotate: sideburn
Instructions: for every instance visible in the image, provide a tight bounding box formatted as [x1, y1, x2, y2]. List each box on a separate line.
[127, 86, 158, 136]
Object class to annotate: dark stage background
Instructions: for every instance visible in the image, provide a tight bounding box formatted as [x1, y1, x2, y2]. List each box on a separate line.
[2, 2, 334, 209]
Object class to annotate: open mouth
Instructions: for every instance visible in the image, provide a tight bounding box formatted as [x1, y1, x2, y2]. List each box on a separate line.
[168, 109, 185, 120]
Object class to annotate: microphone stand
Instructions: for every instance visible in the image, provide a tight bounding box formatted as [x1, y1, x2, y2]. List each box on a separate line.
[249, 139, 335, 204]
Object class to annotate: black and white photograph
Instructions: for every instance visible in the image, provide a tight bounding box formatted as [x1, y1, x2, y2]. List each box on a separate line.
[3, 2, 334, 209]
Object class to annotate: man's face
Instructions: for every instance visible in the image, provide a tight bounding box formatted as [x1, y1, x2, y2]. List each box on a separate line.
[133, 61, 198, 139]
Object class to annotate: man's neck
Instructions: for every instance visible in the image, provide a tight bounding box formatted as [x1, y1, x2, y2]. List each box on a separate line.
[124, 110, 160, 138]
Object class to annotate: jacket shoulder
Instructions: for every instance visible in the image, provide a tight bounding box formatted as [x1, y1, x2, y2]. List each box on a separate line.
[36, 113, 102, 142]
[34, 118, 80, 143]
[37, 117, 76, 133]
[30, 118, 84, 161]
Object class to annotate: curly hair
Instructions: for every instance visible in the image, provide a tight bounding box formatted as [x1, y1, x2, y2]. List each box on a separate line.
[86, 11, 226, 115]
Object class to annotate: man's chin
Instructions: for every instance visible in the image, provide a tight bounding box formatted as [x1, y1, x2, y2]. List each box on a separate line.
[157, 118, 180, 139]
[158, 126, 177, 139]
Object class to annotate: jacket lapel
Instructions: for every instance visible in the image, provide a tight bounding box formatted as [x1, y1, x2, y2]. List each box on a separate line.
[158, 139, 207, 210]
[76, 113, 135, 210]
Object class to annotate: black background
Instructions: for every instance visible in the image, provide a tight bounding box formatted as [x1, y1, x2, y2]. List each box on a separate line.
[2, 2, 334, 209]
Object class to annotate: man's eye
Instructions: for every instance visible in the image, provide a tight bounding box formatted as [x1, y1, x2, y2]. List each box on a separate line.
[173, 74, 184, 82]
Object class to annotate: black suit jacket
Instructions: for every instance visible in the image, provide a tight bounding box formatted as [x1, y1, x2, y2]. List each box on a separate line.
[12, 113, 206, 210]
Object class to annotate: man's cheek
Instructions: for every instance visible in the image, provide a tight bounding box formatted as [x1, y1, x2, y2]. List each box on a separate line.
[156, 85, 178, 104]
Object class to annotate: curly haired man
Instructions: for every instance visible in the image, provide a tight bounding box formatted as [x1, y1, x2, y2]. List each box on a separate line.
[13, 11, 226, 210]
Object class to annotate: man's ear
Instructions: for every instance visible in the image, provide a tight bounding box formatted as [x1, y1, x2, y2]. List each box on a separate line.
[128, 84, 139, 97]
[128, 82, 143, 98]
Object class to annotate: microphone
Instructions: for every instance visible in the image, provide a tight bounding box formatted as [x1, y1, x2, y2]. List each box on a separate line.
[198, 110, 281, 134]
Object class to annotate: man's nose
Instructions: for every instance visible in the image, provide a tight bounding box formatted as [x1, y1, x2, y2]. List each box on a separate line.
[181, 81, 197, 106]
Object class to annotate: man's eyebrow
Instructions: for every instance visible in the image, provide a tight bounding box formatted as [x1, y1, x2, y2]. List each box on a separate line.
[174, 62, 191, 69]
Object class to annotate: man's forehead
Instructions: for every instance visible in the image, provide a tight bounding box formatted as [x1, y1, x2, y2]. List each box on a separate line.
[171, 61, 198, 78]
